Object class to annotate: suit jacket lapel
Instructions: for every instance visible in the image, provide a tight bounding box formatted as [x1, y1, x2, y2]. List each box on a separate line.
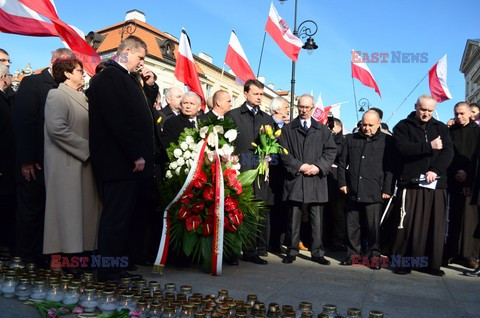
[58, 83, 88, 112]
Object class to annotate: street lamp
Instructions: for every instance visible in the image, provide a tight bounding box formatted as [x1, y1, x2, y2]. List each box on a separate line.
[357, 97, 370, 119]
[278, 0, 319, 121]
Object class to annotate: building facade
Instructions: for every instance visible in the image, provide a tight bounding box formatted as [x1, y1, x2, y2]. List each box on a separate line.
[460, 39, 480, 103]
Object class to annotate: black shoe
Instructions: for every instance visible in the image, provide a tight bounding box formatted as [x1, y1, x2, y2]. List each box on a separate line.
[340, 259, 352, 266]
[424, 268, 445, 277]
[463, 265, 480, 277]
[311, 256, 330, 265]
[282, 256, 296, 264]
[243, 255, 268, 265]
[225, 257, 239, 266]
[393, 267, 411, 275]
[259, 251, 268, 257]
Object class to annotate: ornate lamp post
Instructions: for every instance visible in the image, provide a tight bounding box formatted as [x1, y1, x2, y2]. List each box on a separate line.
[357, 97, 370, 120]
[278, 0, 319, 121]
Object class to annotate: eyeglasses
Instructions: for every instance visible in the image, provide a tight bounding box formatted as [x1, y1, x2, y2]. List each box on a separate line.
[0, 59, 12, 64]
[73, 69, 84, 74]
[297, 105, 313, 110]
[2, 74, 12, 78]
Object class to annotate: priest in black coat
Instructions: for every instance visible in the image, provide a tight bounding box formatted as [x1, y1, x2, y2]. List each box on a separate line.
[226, 79, 275, 265]
[278, 94, 337, 265]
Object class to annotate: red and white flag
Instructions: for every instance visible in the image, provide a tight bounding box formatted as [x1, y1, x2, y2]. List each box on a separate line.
[175, 29, 206, 110]
[428, 54, 452, 103]
[225, 31, 256, 84]
[351, 50, 382, 98]
[265, 3, 303, 61]
[1, 0, 100, 76]
[0, 0, 57, 36]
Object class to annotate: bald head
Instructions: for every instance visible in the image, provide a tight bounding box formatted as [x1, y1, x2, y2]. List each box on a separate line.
[212, 90, 232, 116]
[361, 110, 381, 137]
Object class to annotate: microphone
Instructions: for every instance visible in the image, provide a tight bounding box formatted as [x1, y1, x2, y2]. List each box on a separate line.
[411, 176, 441, 183]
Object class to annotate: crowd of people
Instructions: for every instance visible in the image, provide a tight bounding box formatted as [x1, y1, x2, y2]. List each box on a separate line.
[1, 36, 480, 281]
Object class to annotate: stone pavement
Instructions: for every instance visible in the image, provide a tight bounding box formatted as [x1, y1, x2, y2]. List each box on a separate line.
[2, 250, 480, 317]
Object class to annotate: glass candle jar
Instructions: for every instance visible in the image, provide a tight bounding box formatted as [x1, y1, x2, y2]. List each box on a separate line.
[1, 274, 17, 298]
[30, 280, 47, 300]
[62, 285, 80, 305]
[98, 289, 118, 314]
[295, 302, 314, 318]
[15, 278, 32, 300]
[46, 282, 65, 302]
[321, 304, 337, 318]
[346, 308, 362, 318]
[80, 287, 98, 313]
[117, 292, 136, 312]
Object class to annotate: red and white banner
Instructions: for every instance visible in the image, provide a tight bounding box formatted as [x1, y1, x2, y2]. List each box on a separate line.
[175, 29, 206, 110]
[0, 0, 57, 36]
[225, 31, 256, 84]
[265, 3, 303, 62]
[312, 105, 332, 124]
[428, 54, 452, 103]
[351, 49, 382, 98]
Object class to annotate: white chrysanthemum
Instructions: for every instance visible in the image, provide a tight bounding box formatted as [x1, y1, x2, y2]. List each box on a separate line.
[180, 142, 189, 151]
[184, 168, 190, 174]
[173, 148, 183, 158]
[177, 157, 185, 167]
[175, 167, 181, 175]
[225, 129, 237, 142]
[165, 170, 173, 179]
[169, 161, 178, 170]
[183, 150, 192, 159]
[185, 135, 195, 145]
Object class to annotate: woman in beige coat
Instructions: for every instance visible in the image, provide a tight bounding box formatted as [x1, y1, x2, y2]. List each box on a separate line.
[43, 58, 100, 271]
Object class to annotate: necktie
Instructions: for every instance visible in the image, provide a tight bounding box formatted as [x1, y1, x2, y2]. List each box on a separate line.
[190, 119, 197, 128]
[303, 120, 309, 133]
[251, 107, 258, 116]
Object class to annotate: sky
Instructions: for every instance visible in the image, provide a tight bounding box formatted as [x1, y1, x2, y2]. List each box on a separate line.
[1, 0, 478, 130]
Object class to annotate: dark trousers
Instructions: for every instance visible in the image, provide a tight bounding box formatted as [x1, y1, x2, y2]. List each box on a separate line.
[286, 201, 325, 257]
[0, 193, 16, 255]
[15, 177, 45, 263]
[97, 179, 139, 279]
[393, 188, 447, 270]
[270, 200, 288, 249]
[345, 201, 382, 259]
[242, 207, 270, 258]
[445, 192, 480, 259]
[324, 193, 346, 247]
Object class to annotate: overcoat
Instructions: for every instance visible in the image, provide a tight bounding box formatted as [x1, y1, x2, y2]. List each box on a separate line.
[0, 90, 15, 195]
[279, 117, 337, 203]
[226, 102, 275, 204]
[43, 83, 101, 254]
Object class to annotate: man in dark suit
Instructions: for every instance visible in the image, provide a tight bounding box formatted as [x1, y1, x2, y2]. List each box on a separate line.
[279, 94, 337, 265]
[226, 79, 275, 265]
[199, 90, 231, 121]
[337, 110, 394, 269]
[12, 48, 74, 265]
[159, 87, 182, 123]
[87, 36, 158, 281]
[0, 64, 15, 255]
[160, 91, 202, 150]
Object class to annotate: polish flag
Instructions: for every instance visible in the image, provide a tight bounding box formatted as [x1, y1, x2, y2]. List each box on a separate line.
[174, 29, 206, 110]
[428, 54, 452, 103]
[265, 3, 303, 61]
[0, 0, 57, 36]
[225, 30, 256, 84]
[351, 50, 382, 98]
[17, 0, 100, 76]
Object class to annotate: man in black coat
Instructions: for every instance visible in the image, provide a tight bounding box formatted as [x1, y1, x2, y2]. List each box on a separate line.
[199, 90, 231, 121]
[160, 91, 201, 151]
[444, 102, 480, 269]
[0, 64, 16, 255]
[392, 94, 454, 276]
[87, 36, 158, 281]
[279, 94, 337, 265]
[158, 87, 182, 126]
[337, 110, 394, 269]
[226, 79, 275, 265]
[12, 48, 74, 265]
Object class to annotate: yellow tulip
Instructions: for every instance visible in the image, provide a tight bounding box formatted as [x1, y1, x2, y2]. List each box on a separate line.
[157, 117, 162, 124]
[282, 148, 289, 155]
[274, 129, 282, 137]
[251, 142, 258, 147]
[265, 125, 273, 136]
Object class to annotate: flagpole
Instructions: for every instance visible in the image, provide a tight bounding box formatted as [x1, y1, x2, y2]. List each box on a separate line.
[352, 77, 359, 122]
[256, 32, 267, 78]
[384, 73, 428, 124]
[220, 63, 225, 83]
